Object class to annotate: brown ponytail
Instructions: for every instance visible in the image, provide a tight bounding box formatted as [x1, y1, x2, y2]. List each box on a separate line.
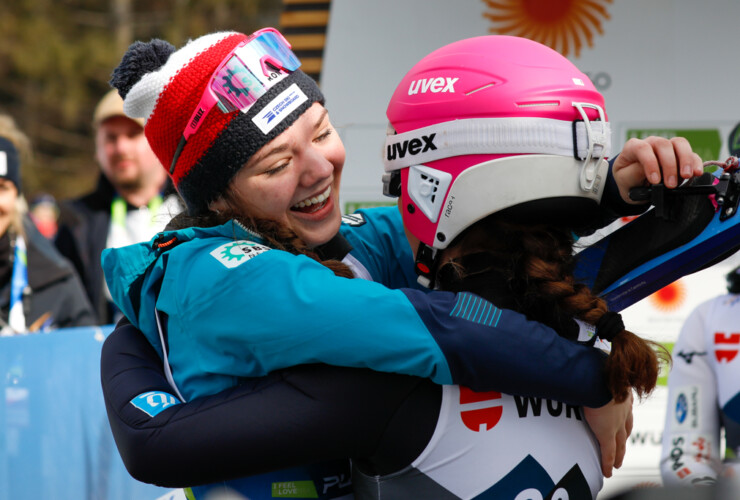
[604, 329, 666, 402]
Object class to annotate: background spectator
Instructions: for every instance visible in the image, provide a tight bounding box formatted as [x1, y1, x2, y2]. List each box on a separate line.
[54, 89, 182, 325]
[29, 193, 59, 239]
[660, 265, 740, 486]
[0, 115, 95, 334]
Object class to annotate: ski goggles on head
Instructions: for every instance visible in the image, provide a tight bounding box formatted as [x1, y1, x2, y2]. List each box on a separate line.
[170, 28, 302, 173]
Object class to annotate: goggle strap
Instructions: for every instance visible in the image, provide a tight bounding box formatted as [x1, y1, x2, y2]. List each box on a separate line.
[173, 28, 303, 174]
[384, 113, 611, 172]
[573, 102, 609, 192]
[170, 135, 187, 175]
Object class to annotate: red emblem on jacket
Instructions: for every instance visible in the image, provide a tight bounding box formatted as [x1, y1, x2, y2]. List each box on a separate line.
[714, 332, 740, 363]
[459, 386, 503, 432]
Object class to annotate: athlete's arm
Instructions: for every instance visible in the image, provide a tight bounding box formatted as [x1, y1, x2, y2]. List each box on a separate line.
[101, 321, 437, 487]
[594, 137, 705, 230]
[155, 245, 611, 406]
[660, 300, 723, 486]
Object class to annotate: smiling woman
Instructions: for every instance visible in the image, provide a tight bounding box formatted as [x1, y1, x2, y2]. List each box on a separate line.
[210, 104, 345, 247]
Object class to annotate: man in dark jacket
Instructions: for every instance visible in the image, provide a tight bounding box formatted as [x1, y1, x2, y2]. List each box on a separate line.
[55, 90, 180, 325]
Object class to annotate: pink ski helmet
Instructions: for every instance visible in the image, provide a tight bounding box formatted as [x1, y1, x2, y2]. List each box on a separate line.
[383, 36, 611, 285]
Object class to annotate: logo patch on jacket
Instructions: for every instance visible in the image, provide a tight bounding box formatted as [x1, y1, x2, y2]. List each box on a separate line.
[341, 213, 366, 226]
[210, 240, 271, 268]
[130, 391, 181, 417]
[714, 331, 740, 363]
[459, 386, 503, 432]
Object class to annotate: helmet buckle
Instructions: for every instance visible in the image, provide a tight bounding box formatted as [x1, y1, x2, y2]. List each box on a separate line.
[414, 242, 438, 288]
[572, 102, 608, 192]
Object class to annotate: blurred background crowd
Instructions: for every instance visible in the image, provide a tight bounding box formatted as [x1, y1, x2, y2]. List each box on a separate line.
[0, 0, 283, 207]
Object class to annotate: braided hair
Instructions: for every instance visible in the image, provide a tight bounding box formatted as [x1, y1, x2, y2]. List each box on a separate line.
[437, 215, 670, 403]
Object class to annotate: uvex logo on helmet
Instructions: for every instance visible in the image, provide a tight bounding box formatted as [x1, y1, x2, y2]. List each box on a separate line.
[386, 133, 437, 161]
[408, 77, 459, 95]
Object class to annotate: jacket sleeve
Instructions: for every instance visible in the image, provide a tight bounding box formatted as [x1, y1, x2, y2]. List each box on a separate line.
[159, 246, 610, 406]
[598, 156, 651, 219]
[660, 300, 723, 486]
[101, 321, 434, 487]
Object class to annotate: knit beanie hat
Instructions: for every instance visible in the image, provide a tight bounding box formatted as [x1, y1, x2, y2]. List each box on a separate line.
[0, 137, 21, 193]
[110, 30, 325, 214]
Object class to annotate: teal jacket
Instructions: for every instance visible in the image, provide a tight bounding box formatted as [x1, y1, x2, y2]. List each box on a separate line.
[102, 207, 610, 405]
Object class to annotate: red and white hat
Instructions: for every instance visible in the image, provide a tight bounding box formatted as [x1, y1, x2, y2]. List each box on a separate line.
[111, 30, 324, 214]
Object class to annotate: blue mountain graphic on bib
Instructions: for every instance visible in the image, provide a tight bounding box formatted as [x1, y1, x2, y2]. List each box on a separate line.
[476, 454, 591, 499]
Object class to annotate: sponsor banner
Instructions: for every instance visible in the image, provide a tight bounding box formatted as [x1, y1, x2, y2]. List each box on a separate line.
[0, 326, 170, 499]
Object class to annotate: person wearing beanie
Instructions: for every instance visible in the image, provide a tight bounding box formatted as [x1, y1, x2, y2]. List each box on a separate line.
[0, 115, 95, 334]
[54, 88, 183, 325]
[100, 30, 705, 498]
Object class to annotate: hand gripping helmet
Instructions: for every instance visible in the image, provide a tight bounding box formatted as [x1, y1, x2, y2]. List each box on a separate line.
[383, 35, 612, 287]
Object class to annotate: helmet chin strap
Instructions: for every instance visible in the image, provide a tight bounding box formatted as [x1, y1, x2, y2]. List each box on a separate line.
[414, 242, 439, 288]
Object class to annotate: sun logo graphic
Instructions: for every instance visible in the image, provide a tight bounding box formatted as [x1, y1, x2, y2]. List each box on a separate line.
[210, 240, 271, 269]
[482, 0, 612, 58]
[649, 280, 687, 313]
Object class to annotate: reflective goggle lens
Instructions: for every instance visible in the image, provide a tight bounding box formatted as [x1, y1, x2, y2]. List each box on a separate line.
[210, 31, 301, 114]
[171, 29, 302, 174]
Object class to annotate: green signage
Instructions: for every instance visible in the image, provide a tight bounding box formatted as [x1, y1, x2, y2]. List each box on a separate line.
[272, 481, 319, 498]
[344, 200, 396, 214]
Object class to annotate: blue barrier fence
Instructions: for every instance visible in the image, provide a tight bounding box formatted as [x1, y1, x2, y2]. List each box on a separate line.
[0, 326, 173, 500]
